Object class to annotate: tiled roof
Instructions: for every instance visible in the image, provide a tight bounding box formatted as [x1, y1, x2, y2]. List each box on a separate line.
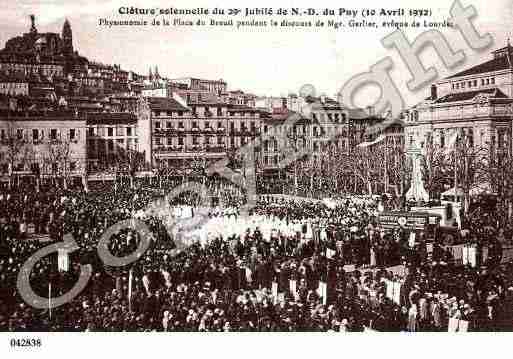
[86, 112, 137, 125]
[446, 55, 511, 79]
[147, 97, 189, 112]
[435, 88, 508, 103]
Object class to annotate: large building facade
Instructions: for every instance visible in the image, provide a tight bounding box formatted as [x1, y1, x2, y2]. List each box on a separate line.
[405, 44, 513, 154]
[0, 110, 87, 185]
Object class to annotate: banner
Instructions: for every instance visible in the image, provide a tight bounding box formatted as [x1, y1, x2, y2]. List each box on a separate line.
[408, 232, 416, 248]
[448, 317, 459, 332]
[326, 248, 336, 259]
[448, 318, 469, 332]
[462, 245, 477, 267]
[289, 280, 297, 296]
[385, 279, 401, 305]
[57, 248, 69, 272]
[272, 281, 278, 304]
[317, 281, 327, 305]
[128, 268, 133, 312]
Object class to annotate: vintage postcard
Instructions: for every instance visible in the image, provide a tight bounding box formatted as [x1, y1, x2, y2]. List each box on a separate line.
[0, 0, 512, 357]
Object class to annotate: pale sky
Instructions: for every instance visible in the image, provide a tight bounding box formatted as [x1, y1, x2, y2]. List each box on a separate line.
[0, 0, 511, 108]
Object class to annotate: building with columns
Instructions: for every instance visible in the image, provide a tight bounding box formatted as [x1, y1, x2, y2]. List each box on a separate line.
[405, 44, 513, 154]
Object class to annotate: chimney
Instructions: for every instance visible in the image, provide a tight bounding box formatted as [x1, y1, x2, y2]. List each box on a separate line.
[431, 84, 437, 100]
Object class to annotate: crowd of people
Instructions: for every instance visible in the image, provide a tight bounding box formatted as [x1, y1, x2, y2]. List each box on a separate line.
[0, 178, 513, 332]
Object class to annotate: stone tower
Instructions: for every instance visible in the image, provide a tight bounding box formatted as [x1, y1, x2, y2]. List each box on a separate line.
[29, 14, 37, 34]
[62, 18, 73, 55]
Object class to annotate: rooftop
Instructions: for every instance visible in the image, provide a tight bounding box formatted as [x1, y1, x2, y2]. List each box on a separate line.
[435, 88, 508, 103]
[147, 97, 189, 112]
[446, 45, 513, 79]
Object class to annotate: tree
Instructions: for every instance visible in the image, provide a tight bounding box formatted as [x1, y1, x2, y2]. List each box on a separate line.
[343, 146, 384, 195]
[116, 148, 144, 189]
[486, 148, 513, 221]
[420, 142, 451, 199]
[45, 139, 74, 190]
[387, 147, 412, 208]
[3, 124, 32, 190]
[451, 141, 488, 214]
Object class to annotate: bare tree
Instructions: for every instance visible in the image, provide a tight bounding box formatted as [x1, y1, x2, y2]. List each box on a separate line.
[45, 139, 74, 190]
[420, 142, 451, 199]
[3, 124, 33, 189]
[451, 141, 488, 214]
[486, 147, 513, 221]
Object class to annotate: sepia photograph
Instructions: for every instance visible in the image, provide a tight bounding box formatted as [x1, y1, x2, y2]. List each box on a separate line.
[0, 0, 513, 357]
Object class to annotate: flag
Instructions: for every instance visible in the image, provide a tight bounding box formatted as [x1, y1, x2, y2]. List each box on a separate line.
[317, 281, 327, 305]
[48, 282, 52, 320]
[408, 232, 416, 248]
[458, 320, 469, 332]
[357, 135, 385, 148]
[289, 279, 297, 296]
[448, 317, 459, 332]
[128, 268, 133, 312]
[57, 248, 69, 272]
[272, 281, 278, 304]
[326, 248, 336, 259]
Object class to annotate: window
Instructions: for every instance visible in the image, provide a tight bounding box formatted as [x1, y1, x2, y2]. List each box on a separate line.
[32, 129, 39, 141]
[166, 121, 172, 129]
[473, 80, 477, 87]
[50, 129, 57, 140]
[108, 140, 114, 150]
[167, 138, 172, 146]
[178, 137, 184, 145]
[70, 162, 77, 171]
[491, 77, 495, 84]
[192, 137, 198, 145]
[127, 127, 132, 136]
[486, 79, 490, 85]
[0, 129, 5, 139]
[178, 111, 183, 117]
[468, 81, 472, 87]
[456, 83, 460, 89]
[89, 127, 94, 137]
[17, 129, 23, 140]
[481, 79, 485, 85]
[155, 138, 161, 146]
[217, 107, 222, 116]
[440, 132, 445, 148]
[69, 129, 76, 140]
[192, 121, 198, 129]
[155, 122, 161, 129]
[108, 127, 114, 137]
[178, 121, 184, 129]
